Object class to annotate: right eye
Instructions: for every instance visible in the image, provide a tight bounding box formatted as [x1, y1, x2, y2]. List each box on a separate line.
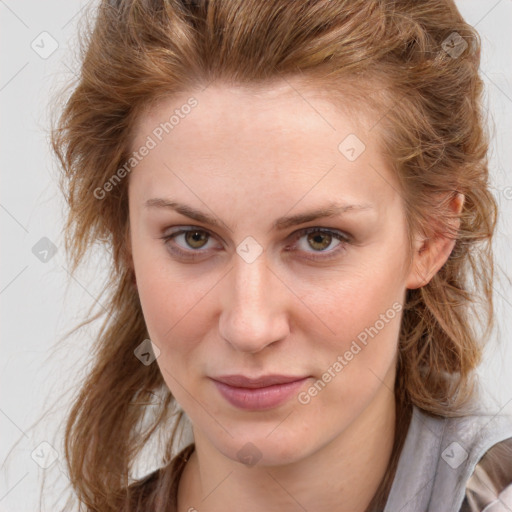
[160, 227, 221, 260]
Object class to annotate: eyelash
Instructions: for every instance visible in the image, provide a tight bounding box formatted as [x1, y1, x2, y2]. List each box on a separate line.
[159, 226, 351, 262]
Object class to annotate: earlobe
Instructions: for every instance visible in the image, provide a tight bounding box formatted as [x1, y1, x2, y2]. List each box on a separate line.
[406, 193, 464, 290]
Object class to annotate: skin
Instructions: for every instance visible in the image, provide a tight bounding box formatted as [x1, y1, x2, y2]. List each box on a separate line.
[126, 79, 462, 512]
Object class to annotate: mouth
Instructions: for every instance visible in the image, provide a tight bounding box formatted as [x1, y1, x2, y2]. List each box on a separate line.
[209, 374, 311, 410]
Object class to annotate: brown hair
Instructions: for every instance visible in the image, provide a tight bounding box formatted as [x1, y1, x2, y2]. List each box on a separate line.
[41, 0, 501, 510]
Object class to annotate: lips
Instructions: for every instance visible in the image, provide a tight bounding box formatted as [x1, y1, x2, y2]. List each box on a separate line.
[210, 374, 311, 410]
[211, 374, 308, 388]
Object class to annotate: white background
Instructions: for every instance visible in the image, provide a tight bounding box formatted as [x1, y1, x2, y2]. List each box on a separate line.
[1, 1, 512, 510]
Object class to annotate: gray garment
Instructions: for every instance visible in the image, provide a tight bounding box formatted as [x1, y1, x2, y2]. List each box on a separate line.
[383, 402, 512, 512]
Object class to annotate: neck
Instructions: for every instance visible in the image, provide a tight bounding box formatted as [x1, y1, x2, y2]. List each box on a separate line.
[177, 383, 399, 512]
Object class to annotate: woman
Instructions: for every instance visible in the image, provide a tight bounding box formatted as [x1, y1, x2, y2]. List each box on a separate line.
[50, 0, 512, 511]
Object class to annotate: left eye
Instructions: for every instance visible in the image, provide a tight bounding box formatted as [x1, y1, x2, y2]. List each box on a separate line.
[287, 227, 350, 261]
[293, 227, 346, 253]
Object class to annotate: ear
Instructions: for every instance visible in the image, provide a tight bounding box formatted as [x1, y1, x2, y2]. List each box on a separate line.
[406, 192, 464, 290]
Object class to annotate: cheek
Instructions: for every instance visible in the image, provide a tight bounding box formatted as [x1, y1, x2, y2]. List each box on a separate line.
[320, 286, 401, 378]
[136, 273, 196, 344]
[132, 245, 219, 363]
[305, 260, 404, 393]
[310, 259, 405, 335]
[132, 242, 185, 343]
[133, 261, 207, 401]
[303, 290, 401, 428]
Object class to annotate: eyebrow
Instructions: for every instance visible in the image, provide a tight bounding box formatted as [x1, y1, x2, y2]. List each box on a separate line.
[144, 198, 374, 231]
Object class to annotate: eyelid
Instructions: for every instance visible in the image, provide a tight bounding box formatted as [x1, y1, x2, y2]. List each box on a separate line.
[285, 226, 351, 261]
[162, 226, 220, 248]
[288, 226, 352, 244]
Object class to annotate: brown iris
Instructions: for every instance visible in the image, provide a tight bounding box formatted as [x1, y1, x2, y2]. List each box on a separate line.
[307, 231, 332, 251]
[184, 230, 209, 249]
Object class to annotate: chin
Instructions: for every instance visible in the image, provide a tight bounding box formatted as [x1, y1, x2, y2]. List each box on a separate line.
[208, 428, 311, 468]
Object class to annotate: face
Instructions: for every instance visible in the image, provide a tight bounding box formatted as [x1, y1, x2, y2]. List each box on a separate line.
[127, 80, 415, 466]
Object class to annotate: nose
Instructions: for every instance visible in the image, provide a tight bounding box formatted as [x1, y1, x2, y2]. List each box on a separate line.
[218, 253, 291, 354]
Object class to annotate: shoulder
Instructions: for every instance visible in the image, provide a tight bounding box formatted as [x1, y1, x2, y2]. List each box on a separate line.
[428, 406, 512, 512]
[458, 436, 512, 512]
[383, 404, 512, 512]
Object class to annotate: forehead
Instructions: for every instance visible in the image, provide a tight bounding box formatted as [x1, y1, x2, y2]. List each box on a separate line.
[128, 80, 399, 213]
[134, 79, 374, 151]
